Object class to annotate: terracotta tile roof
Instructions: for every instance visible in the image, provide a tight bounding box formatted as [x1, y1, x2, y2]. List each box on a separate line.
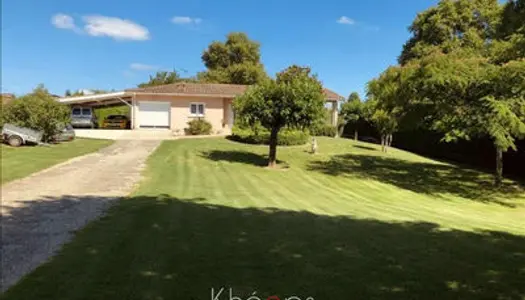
[322, 88, 344, 101]
[1, 93, 15, 105]
[127, 83, 343, 101]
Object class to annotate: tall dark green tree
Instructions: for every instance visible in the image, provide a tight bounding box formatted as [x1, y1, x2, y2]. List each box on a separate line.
[491, 0, 525, 63]
[198, 32, 267, 85]
[138, 71, 195, 87]
[399, 0, 501, 65]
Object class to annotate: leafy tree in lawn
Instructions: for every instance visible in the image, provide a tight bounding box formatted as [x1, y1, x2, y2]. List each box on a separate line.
[340, 92, 363, 140]
[199, 32, 267, 85]
[370, 0, 525, 185]
[366, 66, 416, 152]
[363, 98, 399, 153]
[410, 53, 525, 185]
[234, 65, 325, 167]
[138, 70, 196, 87]
[2, 84, 70, 142]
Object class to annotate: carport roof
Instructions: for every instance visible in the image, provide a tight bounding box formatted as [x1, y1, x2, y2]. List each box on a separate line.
[58, 92, 130, 104]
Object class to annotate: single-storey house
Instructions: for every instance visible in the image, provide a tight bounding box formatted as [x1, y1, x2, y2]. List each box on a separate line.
[58, 82, 344, 135]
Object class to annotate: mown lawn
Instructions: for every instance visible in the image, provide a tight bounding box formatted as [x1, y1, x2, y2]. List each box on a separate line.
[3, 137, 524, 299]
[1, 138, 113, 184]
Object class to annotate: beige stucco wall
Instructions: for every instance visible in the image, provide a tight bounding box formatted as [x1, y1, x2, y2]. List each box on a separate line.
[133, 94, 233, 134]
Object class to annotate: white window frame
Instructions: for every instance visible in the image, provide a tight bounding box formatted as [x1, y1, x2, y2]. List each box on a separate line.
[189, 102, 205, 117]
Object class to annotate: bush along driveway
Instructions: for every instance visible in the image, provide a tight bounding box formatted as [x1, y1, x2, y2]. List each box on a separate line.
[2, 137, 524, 299]
[0, 140, 160, 292]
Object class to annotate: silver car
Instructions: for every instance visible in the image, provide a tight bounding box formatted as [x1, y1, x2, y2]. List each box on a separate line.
[71, 107, 98, 128]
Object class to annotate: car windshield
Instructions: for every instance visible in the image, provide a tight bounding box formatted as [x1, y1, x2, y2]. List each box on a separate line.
[82, 108, 92, 116]
[72, 108, 81, 115]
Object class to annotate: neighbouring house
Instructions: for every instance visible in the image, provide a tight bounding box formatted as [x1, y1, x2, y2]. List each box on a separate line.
[1, 93, 15, 105]
[58, 82, 344, 135]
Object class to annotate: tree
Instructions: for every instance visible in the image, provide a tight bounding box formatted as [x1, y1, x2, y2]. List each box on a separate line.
[199, 32, 267, 85]
[399, 0, 501, 65]
[2, 85, 70, 142]
[415, 54, 525, 185]
[363, 97, 399, 153]
[234, 65, 325, 167]
[71, 90, 85, 96]
[65, 89, 72, 97]
[374, 50, 525, 184]
[369, 0, 525, 185]
[340, 92, 363, 140]
[138, 70, 195, 87]
[490, 0, 525, 63]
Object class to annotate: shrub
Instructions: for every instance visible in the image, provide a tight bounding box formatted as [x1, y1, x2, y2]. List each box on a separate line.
[230, 126, 309, 146]
[2, 92, 70, 142]
[185, 118, 212, 135]
[310, 124, 337, 137]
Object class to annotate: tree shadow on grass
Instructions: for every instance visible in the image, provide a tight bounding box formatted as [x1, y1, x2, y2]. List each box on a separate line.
[200, 150, 284, 167]
[353, 145, 378, 151]
[308, 154, 525, 207]
[2, 195, 525, 299]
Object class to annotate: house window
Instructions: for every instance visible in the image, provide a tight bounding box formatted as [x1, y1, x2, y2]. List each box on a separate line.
[190, 103, 205, 117]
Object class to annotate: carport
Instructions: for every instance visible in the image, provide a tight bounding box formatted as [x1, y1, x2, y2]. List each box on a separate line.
[59, 92, 134, 129]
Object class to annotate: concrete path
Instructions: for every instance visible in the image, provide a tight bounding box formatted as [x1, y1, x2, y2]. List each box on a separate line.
[74, 129, 229, 140]
[0, 140, 160, 292]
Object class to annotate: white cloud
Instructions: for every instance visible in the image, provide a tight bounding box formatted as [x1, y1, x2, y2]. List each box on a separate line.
[171, 16, 202, 25]
[51, 14, 80, 32]
[83, 15, 150, 41]
[337, 16, 355, 25]
[130, 63, 158, 71]
[52, 14, 76, 29]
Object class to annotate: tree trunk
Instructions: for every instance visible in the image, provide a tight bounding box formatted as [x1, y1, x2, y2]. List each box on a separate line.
[381, 135, 385, 152]
[387, 134, 393, 147]
[495, 147, 503, 186]
[354, 130, 358, 141]
[338, 125, 345, 138]
[268, 127, 279, 168]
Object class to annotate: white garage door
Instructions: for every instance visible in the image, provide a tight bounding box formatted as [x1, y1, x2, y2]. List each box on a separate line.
[138, 101, 170, 128]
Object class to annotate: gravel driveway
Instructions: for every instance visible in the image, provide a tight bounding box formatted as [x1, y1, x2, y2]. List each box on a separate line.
[0, 140, 160, 292]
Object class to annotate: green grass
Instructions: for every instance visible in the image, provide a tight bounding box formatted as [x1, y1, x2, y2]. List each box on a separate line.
[1, 138, 113, 184]
[3, 137, 524, 299]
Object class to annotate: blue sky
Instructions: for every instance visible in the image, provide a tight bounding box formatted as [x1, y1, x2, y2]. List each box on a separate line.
[1, 0, 437, 98]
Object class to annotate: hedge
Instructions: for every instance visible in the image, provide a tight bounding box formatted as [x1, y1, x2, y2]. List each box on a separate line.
[230, 127, 310, 146]
[310, 124, 337, 137]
